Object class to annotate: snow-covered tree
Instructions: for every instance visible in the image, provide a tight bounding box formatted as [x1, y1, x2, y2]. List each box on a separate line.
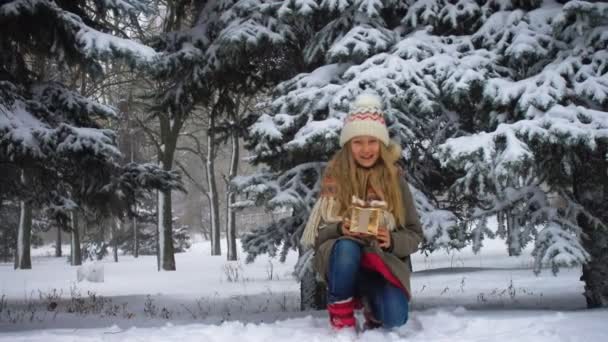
[437, 0, 608, 308]
[224, 0, 607, 308]
[0, 0, 182, 269]
[148, 0, 292, 263]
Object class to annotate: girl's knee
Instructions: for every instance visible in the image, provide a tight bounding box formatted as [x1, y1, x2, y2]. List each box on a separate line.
[329, 240, 361, 274]
[334, 239, 360, 251]
[332, 239, 361, 259]
[382, 311, 408, 329]
[379, 288, 409, 329]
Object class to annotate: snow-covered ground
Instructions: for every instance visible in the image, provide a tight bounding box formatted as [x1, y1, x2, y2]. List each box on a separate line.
[1, 238, 606, 341]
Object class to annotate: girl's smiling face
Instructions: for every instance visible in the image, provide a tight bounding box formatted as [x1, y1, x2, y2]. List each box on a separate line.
[350, 136, 381, 168]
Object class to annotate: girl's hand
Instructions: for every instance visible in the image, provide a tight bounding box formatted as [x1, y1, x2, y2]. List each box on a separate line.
[377, 227, 391, 250]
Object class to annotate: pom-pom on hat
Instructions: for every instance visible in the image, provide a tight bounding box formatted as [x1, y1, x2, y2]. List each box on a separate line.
[339, 92, 389, 147]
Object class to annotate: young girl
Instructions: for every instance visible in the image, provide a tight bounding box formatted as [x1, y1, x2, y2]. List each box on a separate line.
[300, 93, 423, 330]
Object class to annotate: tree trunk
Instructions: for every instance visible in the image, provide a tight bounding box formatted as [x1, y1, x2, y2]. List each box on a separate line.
[70, 211, 82, 266]
[200, 217, 209, 240]
[1, 213, 11, 263]
[112, 217, 119, 262]
[578, 146, 608, 308]
[157, 108, 178, 270]
[206, 115, 221, 256]
[96, 217, 105, 261]
[506, 213, 514, 257]
[133, 214, 139, 258]
[226, 129, 239, 261]
[15, 170, 32, 270]
[300, 266, 327, 310]
[158, 188, 176, 270]
[580, 214, 608, 308]
[156, 192, 160, 271]
[572, 145, 608, 308]
[497, 211, 505, 233]
[15, 197, 32, 269]
[55, 225, 62, 257]
[130, 117, 139, 259]
[82, 213, 88, 236]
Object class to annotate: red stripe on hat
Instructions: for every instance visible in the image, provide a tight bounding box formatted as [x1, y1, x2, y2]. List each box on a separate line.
[345, 112, 385, 124]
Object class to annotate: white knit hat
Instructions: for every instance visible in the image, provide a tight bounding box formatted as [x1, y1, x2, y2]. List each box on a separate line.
[339, 93, 389, 147]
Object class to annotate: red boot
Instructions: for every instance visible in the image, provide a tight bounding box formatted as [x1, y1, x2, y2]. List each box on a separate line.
[327, 298, 356, 329]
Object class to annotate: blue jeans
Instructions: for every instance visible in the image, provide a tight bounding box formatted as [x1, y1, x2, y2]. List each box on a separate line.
[328, 239, 409, 328]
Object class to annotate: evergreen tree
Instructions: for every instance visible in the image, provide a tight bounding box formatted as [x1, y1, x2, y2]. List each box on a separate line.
[115, 193, 191, 257]
[224, 0, 607, 308]
[0, 0, 182, 268]
[437, 0, 608, 307]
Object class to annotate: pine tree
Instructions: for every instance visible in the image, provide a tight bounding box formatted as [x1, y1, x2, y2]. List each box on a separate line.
[224, 0, 607, 308]
[437, 0, 608, 307]
[112, 193, 191, 257]
[0, 0, 182, 268]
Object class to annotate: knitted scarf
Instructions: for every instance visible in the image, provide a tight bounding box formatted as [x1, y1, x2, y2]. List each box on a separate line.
[300, 169, 398, 248]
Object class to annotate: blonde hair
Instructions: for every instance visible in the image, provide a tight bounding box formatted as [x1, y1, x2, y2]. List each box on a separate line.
[325, 141, 406, 226]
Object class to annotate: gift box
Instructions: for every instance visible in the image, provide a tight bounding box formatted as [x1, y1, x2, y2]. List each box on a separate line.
[348, 205, 382, 236]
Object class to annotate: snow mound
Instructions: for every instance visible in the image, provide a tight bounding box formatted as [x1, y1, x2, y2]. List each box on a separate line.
[76, 263, 104, 283]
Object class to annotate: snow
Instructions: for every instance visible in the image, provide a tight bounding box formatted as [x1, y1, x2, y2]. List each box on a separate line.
[3, 309, 606, 342]
[403, 0, 440, 28]
[250, 114, 284, 141]
[1, 99, 121, 160]
[286, 118, 342, 148]
[1, 236, 606, 340]
[278, 0, 317, 17]
[219, 16, 286, 46]
[327, 25, 394, 62]
[393, 30, 442, 61]
[440, 1, 480, 29]
[409, 184, 459, 248]
[487, 70, 568, 113]
[0, 101, 46, 158]
[441, 103, 608, 168]
[31, 82, 116, 119]
[76, 26, 157, 62]
[534, 222, 588, 274]
[274, 64, 346, 116]
[54, 125, 121, 157]
[562, 0, 608, 16]
[321, 0, 350, 12]
[76, 263, 105, 283]
[357, 0, 383, 18]
[98, 0, 151, 15]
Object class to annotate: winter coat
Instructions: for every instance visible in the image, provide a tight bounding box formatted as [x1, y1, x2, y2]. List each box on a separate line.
[312, 177, 423, 299]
